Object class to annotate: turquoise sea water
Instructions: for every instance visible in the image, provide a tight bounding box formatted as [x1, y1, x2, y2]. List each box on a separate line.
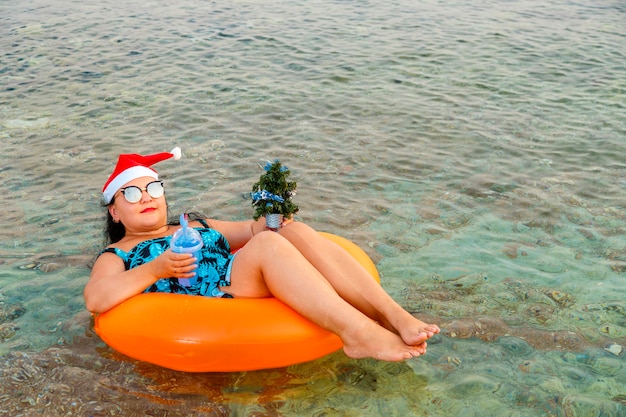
[1, 0, 625, 415]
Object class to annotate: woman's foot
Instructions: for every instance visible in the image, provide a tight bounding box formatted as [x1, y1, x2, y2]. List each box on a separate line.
[340, 319, 424, 362]
[384, 311, 440, 347]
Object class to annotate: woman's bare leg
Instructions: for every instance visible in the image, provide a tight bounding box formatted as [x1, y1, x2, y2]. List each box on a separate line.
[277, 222, 440, 346]
[226, 231, 426, 361]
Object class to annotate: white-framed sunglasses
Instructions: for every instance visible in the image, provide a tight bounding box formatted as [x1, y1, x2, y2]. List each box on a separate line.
[115, 180, 164, 203]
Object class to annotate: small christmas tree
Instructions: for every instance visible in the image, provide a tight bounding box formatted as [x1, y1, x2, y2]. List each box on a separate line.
[251, 160, 299, 228]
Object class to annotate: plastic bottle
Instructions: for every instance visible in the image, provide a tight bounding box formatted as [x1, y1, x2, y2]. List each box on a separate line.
[170, 213, 204, 286]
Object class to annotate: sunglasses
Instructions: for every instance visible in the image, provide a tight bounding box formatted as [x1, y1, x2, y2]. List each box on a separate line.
[116, 181, 165, 203]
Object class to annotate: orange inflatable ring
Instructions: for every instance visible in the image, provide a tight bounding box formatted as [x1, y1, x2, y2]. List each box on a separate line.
[93, 232, 380, 372]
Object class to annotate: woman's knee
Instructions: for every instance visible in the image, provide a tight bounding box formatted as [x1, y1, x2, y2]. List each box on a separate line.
[253, 229, 287, 244]
[248, 230, 293, 254]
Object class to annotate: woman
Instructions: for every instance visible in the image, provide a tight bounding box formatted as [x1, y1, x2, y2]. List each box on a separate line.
[84, 148, 440, 362]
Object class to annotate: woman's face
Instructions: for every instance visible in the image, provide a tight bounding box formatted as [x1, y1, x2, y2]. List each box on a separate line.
[108, 176, 168, 234]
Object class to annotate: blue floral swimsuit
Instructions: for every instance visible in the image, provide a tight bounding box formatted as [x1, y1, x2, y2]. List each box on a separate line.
[101, 219, 234, 298]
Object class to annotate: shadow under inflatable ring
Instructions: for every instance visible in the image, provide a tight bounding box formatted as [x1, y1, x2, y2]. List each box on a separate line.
[93, 232, 380, 372]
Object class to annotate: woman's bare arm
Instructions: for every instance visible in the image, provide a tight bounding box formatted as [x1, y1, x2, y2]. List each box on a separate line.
[84, 250, 195, 314]
[204, 218, 266, 251]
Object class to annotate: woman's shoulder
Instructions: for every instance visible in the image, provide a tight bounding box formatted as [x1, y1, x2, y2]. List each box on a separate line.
[189, 218, 211, 228]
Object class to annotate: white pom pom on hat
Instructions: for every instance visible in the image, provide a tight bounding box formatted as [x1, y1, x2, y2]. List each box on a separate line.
[102, 147, 182, 204]
[170, 146, 182, 160]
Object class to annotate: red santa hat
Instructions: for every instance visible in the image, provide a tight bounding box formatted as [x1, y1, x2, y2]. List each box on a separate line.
[102, 147, 182, 203]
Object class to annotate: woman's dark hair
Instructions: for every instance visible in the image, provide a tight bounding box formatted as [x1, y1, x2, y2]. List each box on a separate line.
[105, 209, 126, 244]
[103, 195, 127, 244]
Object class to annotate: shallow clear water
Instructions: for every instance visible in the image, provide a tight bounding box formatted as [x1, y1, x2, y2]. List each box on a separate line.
[1, 0, 625, 415]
